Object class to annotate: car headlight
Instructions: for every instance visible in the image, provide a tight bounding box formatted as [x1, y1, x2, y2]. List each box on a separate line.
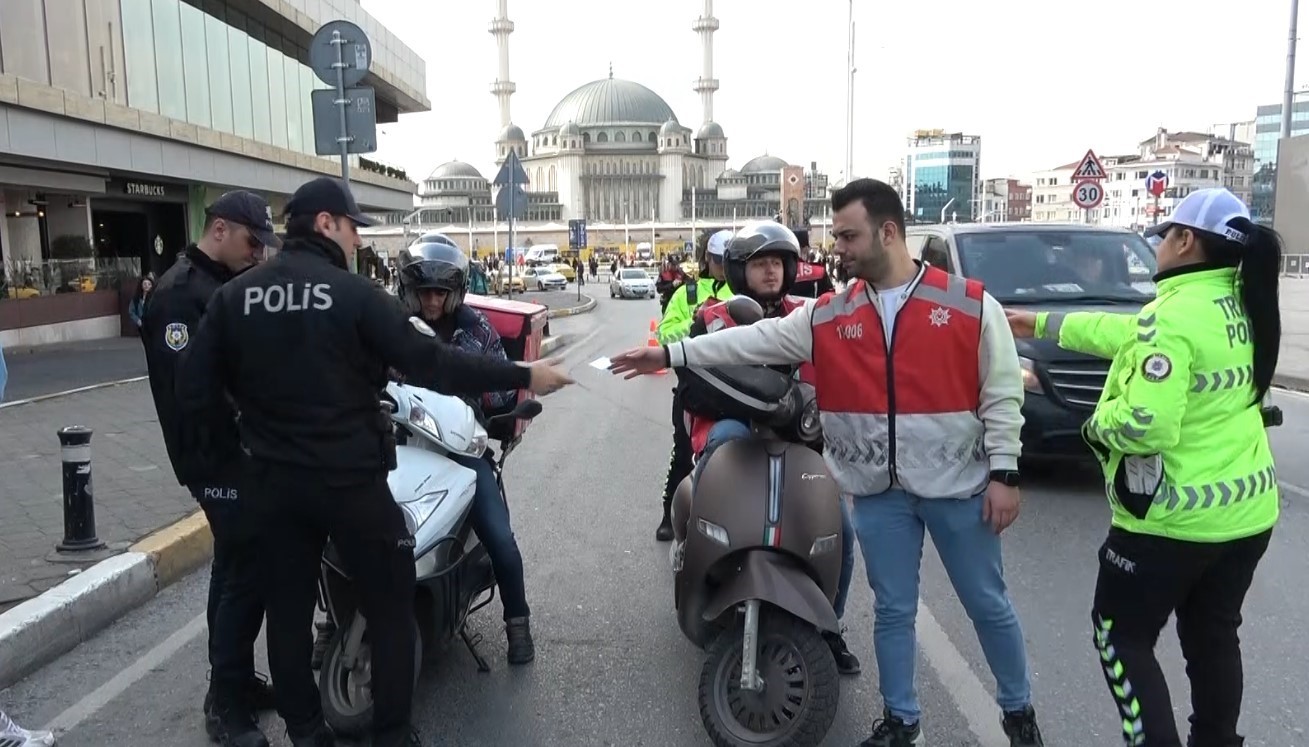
[408, 404, 443, 442]
[399, 489, 448, 535]
[1018, 357, 1043, 394]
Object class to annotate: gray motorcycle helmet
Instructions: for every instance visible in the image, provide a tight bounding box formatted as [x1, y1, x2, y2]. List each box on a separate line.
[398, 233, 468, 316]
[724, 222, 801, 299]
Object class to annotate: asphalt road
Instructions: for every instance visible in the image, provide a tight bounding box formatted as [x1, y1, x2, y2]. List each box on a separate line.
[4, 293, 1309, 746]
[1, 337, 147, 402]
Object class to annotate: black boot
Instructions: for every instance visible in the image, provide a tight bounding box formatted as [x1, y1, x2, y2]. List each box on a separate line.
[288, 722, 337, 747]
[823, 629, 862, 675]
[203, 686, 221, 742]
[655, 500, 674, 541]
[506, 616, 535, 665]
[215, 704, 270, 747]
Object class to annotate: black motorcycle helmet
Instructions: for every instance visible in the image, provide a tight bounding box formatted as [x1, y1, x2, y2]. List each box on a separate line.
[398, 232, 468, 316]
[724, 222, 801, 300]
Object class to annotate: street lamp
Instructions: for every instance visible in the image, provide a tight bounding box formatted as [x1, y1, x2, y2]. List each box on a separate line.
[940, 197, 955, 224]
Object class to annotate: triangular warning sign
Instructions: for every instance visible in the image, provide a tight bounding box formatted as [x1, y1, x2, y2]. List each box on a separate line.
[1072, 149, 1107, 180]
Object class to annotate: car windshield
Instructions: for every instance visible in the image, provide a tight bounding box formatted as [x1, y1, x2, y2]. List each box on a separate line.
[620, 269, 647, 280]
[956, 230, 1157, 304]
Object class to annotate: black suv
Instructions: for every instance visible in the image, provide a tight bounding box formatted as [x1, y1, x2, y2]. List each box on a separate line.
[905, 223, 1158, 461]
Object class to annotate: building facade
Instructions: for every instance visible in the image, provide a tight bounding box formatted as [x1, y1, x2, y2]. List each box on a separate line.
[980, 178, 1031, 223]
[903, 130, 981, 223]
[0, 0, 429, 346]
[1251, 89, 1309, 224]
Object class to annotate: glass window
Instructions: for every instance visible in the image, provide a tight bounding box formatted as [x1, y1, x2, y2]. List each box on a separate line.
[284, 55, 302, 153]
[248, 37, 271, 143]
[267, 48, 288, 149]
[957, 230, 1158, 303]
[121, 0, 158, 113]
[227, 27, 253, 138]
[301, 67, 317, 155]
[205, 14, 233, 133]
[152, 0, 186, 121]
[921, 237, 953, 272]
[179, 2, 210, 127]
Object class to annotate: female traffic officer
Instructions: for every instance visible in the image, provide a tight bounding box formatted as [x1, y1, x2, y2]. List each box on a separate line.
[1007, 188, 1281, 747]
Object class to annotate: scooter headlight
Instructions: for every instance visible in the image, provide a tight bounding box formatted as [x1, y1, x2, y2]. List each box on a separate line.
[408, 404, 444, 443]
[398, 489, 448, 535]
[464, 432, 488, 457]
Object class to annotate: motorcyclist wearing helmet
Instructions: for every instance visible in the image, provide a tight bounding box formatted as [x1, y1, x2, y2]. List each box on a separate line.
[674, 222, 862, 675]
[310, 234, 537, 667]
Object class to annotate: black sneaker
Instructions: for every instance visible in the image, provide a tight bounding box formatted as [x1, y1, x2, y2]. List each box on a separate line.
[1001, 705, 1044, 746]
[860, 711, 924, 747]
[822, 629, 862, 675]
[288, 722, 336, 747]
[216, 710, 270, 747]
[506, 616, 535, 665]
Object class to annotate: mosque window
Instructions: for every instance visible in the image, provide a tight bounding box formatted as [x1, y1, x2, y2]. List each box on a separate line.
[615, 131, 626, 142]
[648, 132, 657, 142]
[598, 132, 609, 143]
[583, 133, 591, 143]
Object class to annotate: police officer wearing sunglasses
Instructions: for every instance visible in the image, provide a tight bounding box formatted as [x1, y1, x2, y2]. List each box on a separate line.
[141, 190, 283, 745]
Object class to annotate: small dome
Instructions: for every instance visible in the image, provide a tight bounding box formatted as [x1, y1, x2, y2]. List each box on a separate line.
[740, 155, 790, 174]
[497, 124, 526, 142]
[559, 121, 581, 137]
[427, 160, 483, 180]
[696, 121, 725, 139]
[659, 118, 680, 136]
[718, 168, 742, 179]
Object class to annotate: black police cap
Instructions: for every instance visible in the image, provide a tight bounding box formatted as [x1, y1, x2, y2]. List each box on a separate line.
[206, 190, 283, 248]
[285, 177, 377, 227]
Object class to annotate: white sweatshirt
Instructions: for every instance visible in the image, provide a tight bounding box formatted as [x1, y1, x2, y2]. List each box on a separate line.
[666, 284, 1025, 485]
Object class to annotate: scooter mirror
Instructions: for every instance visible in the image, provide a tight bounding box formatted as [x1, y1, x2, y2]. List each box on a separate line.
[725, 296, 765, 326]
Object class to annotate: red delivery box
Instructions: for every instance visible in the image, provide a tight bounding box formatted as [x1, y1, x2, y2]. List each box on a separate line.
[465, 293, 548, 441]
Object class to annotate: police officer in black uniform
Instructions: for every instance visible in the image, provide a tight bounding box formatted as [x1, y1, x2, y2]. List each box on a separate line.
[176, 177, 574, 747]
[140, 190, 280, 747]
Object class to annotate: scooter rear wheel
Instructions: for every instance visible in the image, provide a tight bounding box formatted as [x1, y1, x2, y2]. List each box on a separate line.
[319, 615, 424, 737]
[698, 609, 839, 747]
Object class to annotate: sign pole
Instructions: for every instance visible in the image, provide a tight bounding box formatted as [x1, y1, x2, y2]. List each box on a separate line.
[332, 30, 351, 181]
[507, 184, 515, 301]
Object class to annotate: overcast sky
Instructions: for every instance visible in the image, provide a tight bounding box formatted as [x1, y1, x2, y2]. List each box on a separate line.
[360, 0, 1304, 184]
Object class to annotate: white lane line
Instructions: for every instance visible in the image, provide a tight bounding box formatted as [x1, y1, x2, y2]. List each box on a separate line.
[44, 611, 207, 736]
[916, 600, 1010, 747]
[1280, 482, 1309, 499]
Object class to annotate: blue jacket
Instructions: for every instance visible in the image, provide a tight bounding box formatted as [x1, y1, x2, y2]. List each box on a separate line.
[438, 304, 516, 411]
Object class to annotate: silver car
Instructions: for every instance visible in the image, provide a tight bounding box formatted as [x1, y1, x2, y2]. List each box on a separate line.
[610, 268, 656, 299]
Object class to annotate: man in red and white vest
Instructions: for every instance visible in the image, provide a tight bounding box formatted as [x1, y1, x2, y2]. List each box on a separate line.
[610, 179, 1044, 747]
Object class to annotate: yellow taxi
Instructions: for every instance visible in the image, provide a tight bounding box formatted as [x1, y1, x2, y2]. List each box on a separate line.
[548, 262, 576, 282]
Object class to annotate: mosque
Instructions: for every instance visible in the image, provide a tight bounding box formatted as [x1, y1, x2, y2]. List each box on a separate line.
[373, 0, 831, 247]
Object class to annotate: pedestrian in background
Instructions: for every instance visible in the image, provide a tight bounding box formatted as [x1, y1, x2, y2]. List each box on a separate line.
[140, 191, 281, 747]
[1008, 188, 1282, 747]
[176, 177, 574, 747]
[128, 273, 155, 330]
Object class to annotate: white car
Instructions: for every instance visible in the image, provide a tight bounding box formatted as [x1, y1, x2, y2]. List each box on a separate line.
[520, 266, 567, 291]
[610, 268, 656, 299]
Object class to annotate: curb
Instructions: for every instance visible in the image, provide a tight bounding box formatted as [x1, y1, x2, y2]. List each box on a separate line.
[1274, 374, 1309, 394]
[0, 509, 213, 689]
[0, 376, 148, 411]
[540, 333, 572, 357]
[547, 295, 597, 318]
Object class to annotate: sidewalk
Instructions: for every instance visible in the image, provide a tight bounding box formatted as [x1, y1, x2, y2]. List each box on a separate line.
[0, 379, 192, 614]
[1277, 277, 1309, 390]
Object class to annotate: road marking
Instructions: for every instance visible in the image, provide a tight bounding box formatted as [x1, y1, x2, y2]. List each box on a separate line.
[0, 376, 147, 410]
[1280, 482, 1309, 499]
[43, 611, 206, 736]
[1273, 386, 1309, 400]
[916, 600, 1010, 746]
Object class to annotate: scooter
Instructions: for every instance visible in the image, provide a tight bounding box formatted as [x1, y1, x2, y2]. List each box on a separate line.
[316, 381, 541, 736]
[670, 296, 844, 747]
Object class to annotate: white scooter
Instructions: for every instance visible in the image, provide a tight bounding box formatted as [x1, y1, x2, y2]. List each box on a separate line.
[316, 381, 541, 736]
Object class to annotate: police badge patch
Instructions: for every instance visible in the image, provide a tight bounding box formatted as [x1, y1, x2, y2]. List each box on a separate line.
[408, 316, 437, 337]
[164, 322, 189, 351]
[1141, 353, 1172, 382]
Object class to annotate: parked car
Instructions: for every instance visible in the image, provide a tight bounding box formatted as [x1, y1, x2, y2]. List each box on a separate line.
[520, 266, 567, 292]
[610, 267, 656, 299]
[492, 268, 526, 294]
[548, 263, 576, 282]
[905, 222, 1157, 462]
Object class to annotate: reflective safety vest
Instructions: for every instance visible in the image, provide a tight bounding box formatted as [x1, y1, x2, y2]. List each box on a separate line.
[810, 265, 987, 498]
[1036, 265, 1278, 542]
[689, 296, 813, 454]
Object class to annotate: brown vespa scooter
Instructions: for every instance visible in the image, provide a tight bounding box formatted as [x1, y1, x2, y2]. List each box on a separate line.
[670, 296, 844, 747]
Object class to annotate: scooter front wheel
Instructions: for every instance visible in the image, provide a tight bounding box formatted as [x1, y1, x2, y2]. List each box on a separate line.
[319, 615, 424, 737]
[698, 609, 839, 747]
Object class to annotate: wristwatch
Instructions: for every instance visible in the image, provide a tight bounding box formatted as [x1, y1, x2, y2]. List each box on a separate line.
[989, 470, 1021, 488]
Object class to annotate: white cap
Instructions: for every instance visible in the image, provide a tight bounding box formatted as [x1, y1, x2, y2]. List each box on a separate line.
[707, 229, 733, 258]
[1143, 187, 1251, 246]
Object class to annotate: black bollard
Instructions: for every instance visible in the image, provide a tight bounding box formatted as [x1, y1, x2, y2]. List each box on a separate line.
[56, 425, 105, 552]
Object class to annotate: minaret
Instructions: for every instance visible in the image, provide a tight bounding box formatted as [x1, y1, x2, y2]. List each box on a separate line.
[692, 0, 719, 123]
[489, 0, 526, 165]
[489, 0, 515, 128]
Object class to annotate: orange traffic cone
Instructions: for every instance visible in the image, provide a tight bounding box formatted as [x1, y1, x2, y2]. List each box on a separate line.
[647, 320, 668, 375]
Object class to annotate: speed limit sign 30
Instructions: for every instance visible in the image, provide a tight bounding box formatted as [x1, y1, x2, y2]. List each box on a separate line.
[1072, 180, 1104, 210]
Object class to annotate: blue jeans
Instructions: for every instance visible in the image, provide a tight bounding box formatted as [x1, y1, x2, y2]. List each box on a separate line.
[449, 453, 529, 620]
[850, 489, 1032, 723]
[693, 419, 855, 621]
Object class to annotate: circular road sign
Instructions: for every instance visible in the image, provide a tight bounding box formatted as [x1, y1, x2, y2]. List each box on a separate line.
[309, 20, 372, 88]
[1072, 180, 1104, 210]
